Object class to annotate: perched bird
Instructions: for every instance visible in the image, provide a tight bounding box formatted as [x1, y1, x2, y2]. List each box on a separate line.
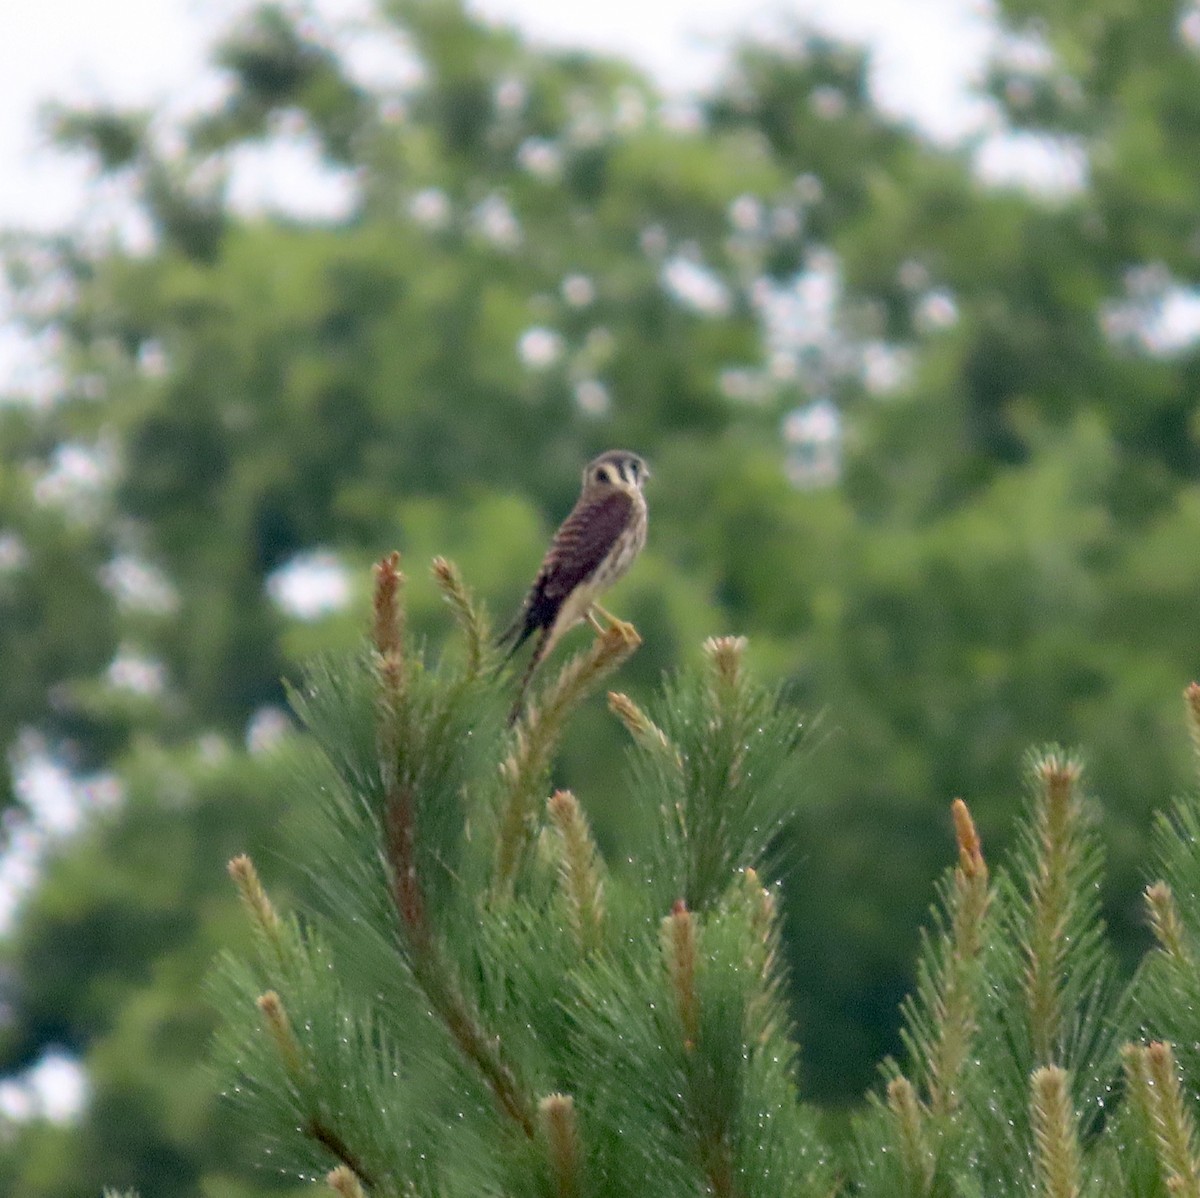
[500, 449, 650, 723]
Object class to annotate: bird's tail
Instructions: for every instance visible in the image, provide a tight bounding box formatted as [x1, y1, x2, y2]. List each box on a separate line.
[493, 608, 533, 680]
[507, 626, 550, 726]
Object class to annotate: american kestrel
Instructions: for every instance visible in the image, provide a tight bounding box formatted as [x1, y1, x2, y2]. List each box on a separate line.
[500, 449, 650, 722]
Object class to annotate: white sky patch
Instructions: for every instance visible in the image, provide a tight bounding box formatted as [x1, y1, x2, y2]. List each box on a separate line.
[136, 339, 170, 378]
[974, 131, 1089, 197]
[1182, 4, 1200, 49]
[729, 194, 763, 234]
[476, 0, 997, 142]
[861, 341, 914, 395]
[32, 439, 116, 514]
[662, 255, 731, 316]
[1101, 266, 1200, 356]
[561, 274, 595, 307]
[12, 740, 87, 837]
[336, 8, 423, 94]
[246, 705, 292, 754]
[495, 75, 528, 114]
[719, 367, 770, 404]
[1154, 287, 1200, 353]
[518, 326, 564, 369]
[224, 131, 361, 221]
[0, 738, 122, 939]
[0, 323, 67, 409]
[265, 549, 352, 619]
[859, 340, 912, 396]
[100, 553, 180, 615]
[754, 253, 840, 355]
[0, 0, 204, 230]
[783, 397, 842, 488]
[516, 137, 563, 180]
[0, 1049, 88, 1124]
[572, 378, 611, 417]
[473, 193, 522, 249]
[915, 288, 960, 333]
[408, 186, 451, 229]
[0, 531, 29, 573]
[0, 821, 46, 935]
[106, 648, 168, 697]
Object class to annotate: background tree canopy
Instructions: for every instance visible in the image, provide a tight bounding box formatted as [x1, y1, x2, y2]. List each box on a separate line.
[2, 0, 1200, 1194]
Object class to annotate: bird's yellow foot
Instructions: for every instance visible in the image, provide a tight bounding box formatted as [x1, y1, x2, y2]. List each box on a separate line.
[588, 604, 638, 648]
[591, 602, 624, 628]
[610, 617, 639, 643]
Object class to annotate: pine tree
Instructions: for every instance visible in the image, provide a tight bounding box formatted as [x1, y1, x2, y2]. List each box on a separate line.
[214, 554, 1200, 1196]
[213, 553, 831, 1196]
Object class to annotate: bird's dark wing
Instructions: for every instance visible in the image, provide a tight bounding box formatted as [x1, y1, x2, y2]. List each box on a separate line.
[500, 489, 634, 652]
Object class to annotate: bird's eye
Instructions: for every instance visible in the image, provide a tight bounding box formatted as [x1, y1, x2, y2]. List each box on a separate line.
[595, 466, 612, 485]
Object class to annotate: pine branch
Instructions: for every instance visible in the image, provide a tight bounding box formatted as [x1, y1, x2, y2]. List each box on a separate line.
[859, 799, 991, 1196]
[371, 551, 406, 691]
[384, 773, 431, 952]
[493, 621, 640, 896]
[1123, 1041, 1200, 1198]
[926, 798, 991, 1117]
[326, 1165, 367, 1198]
[1143, 746, 1200, 1090]
[607, 690, 680, 766]
[1185, 682, 1200, 772]
[661, 900, 739, 1198]
[431, 555, 491, 679]
[886, 1075, 934, 1192]
[547, 790, 606, 955]
[539, 1093, 584, 1198]
[219, 555, 843, 1195]
[420, 955, 538, 1139]
[257, 990, 304, 1079]
[380, 799, 540, 1143]
[307, 1119, 378, 1192]
[370, 554, 540, 1142]
[1025, 753, 1082, 1065]
[254, 989, 380, 1187]
[373, 552, 430, 949]
[228, 853, 289, 971]
[737, 868, 786, 1046]
[1145, 881, 1191, 965]
[664, 900, 701, 1052]
[628, 635, 811, 914]
[1030, 1065, 1082, 1198]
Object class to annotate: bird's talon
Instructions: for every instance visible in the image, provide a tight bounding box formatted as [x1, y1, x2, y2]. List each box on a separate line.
[592, 602, 618, 627]
[609, 618, 640, 646]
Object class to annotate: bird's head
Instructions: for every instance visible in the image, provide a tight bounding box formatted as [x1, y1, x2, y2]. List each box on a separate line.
[583, 449, 650, 496]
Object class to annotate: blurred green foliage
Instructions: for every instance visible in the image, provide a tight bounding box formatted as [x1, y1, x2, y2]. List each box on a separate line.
[2, 0, 1200, 1192]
